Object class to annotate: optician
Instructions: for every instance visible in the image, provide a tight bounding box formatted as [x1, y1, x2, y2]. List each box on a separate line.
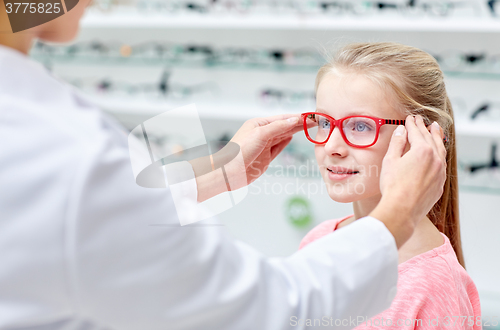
[0, 1, 447, 329]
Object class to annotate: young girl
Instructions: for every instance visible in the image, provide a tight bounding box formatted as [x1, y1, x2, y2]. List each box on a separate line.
[299, 42, 482, 329]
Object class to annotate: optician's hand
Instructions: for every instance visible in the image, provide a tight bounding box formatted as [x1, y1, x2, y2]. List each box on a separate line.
[192, 114, 304, 203]
[370, 115, 447, 249]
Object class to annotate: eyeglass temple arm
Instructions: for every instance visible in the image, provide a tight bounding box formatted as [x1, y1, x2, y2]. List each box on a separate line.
[384, 119, 405, 125]
[384, 119, 448, 143]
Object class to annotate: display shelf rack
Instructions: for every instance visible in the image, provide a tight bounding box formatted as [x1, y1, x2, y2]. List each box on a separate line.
[80, 11, 500, 32]
[455, 119, 500, 138]
[92, 96, 500, 136]
[458, 185, 500, 195]
[30, 54, 323, 73]
[96, 96, 292, 120]
[31, 54, 500, 81]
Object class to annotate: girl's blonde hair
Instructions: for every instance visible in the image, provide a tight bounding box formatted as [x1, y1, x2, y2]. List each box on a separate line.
[315, 42, 464, 268]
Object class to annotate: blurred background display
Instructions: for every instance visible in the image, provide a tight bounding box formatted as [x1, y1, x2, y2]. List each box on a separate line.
[31, 0, 500, 325]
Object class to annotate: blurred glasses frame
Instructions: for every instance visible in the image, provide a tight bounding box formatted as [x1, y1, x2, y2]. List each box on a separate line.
[260, 88, 315, 107]
[301, 112, 449, 148]
[488, 0, 500, 16]
[31, 41, 323, 68]
[470, 102, 500, 120]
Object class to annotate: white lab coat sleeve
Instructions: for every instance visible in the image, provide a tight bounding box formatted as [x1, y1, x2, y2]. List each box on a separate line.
[66, 133, 398, 330]
[162, 161, 199, 225]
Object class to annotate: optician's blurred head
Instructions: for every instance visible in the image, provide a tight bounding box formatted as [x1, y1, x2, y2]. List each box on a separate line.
[312, 42, 457, 232]
[37, 0, 92, 43]
[0, 0, 92, 53]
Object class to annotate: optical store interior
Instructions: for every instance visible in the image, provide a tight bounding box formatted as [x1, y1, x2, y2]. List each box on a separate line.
[30, 0, 500, 325]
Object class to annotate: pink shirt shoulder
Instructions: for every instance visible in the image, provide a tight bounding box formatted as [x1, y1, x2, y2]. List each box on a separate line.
[299, 215, 482, 330]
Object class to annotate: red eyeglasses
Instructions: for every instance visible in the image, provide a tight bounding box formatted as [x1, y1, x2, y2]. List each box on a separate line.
[301, 112, 448, 148]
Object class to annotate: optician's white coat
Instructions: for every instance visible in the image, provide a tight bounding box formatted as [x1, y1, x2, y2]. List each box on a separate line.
[0, 45, 398, 330]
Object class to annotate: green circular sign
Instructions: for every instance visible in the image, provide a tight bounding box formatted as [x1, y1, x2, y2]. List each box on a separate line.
[285, 196, 312, 228]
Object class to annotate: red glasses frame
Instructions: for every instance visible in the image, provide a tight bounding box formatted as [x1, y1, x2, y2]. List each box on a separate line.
[301, 112, 448, 148]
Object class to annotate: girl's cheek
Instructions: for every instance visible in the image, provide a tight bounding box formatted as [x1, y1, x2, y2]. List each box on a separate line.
[314, 146, 323, 165]
[361, 154, 384, 179]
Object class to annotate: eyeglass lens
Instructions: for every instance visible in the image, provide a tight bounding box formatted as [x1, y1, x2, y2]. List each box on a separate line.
[305, 114, 378, 146]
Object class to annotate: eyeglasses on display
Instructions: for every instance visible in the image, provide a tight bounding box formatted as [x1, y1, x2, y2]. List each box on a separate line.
[68, 71, 219, 99]
[430, 50, 488, 70]
[470, 102, 500, 120]
[31, 41, 324, 69]
[136, 0, 255, 13]
[488, 0, 500, 16]
[458, 142, 500, 192]
[301, 112, 448, 148]
[316, 0, 480, 17]
[88, 0, 482, 17]
[260, 88, 315, 107]
[462, 143, 498, 173]
[442, 98, 500, 120]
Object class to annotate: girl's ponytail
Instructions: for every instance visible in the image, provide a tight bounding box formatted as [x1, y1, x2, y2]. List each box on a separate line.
[428, 96, 464, 268]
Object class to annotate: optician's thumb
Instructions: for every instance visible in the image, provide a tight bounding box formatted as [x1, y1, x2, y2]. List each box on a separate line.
[385, 125, 407, 159]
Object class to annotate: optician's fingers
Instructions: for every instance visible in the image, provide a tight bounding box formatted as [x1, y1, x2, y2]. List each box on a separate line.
[273, 116, 318, 141]
[256, 116, 300, 142]
[272, 124, 305, 140]
[253, 113, 301, 127]
[405, 115, 427, 147]
[430, 121, 447, 160]
[271, 137, 293, 160]
[267, 133, 292, 150]
[405, 115, 437, 151]
[385, 124, 408, 160]
[414, 115, 438, 151]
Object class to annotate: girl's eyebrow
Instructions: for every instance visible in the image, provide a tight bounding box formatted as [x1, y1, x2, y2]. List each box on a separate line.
[315, 109, 329, 115]
[315, 108, 374, 118]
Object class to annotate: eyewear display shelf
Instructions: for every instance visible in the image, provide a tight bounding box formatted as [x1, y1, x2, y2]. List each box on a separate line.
[36, 5, 500, 199]
[32, 53, 500, 80]
[79, 11, 500, 32]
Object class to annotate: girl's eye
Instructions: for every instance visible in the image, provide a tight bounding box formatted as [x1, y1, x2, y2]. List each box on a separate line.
[351, 120, 374, 132]
[319, 118, 331, 129]
[355, 122, 367, 131]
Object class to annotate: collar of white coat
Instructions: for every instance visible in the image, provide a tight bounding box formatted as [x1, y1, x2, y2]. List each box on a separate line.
[0, 44, 82, 107]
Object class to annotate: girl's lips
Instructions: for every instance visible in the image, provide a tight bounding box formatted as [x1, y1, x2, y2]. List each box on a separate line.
[327, 168, 359, 181]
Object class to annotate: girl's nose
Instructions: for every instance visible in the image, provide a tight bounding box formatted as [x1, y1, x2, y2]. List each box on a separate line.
[323, 126, 348, 157]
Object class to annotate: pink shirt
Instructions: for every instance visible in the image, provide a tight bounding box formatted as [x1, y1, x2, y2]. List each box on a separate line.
[299, 214, 482, 329]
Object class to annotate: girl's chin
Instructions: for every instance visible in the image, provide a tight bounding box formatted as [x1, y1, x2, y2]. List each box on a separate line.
[327, 193, 362, 204]
[326, 186, 381, 204]
[325, 184, 368, 203]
